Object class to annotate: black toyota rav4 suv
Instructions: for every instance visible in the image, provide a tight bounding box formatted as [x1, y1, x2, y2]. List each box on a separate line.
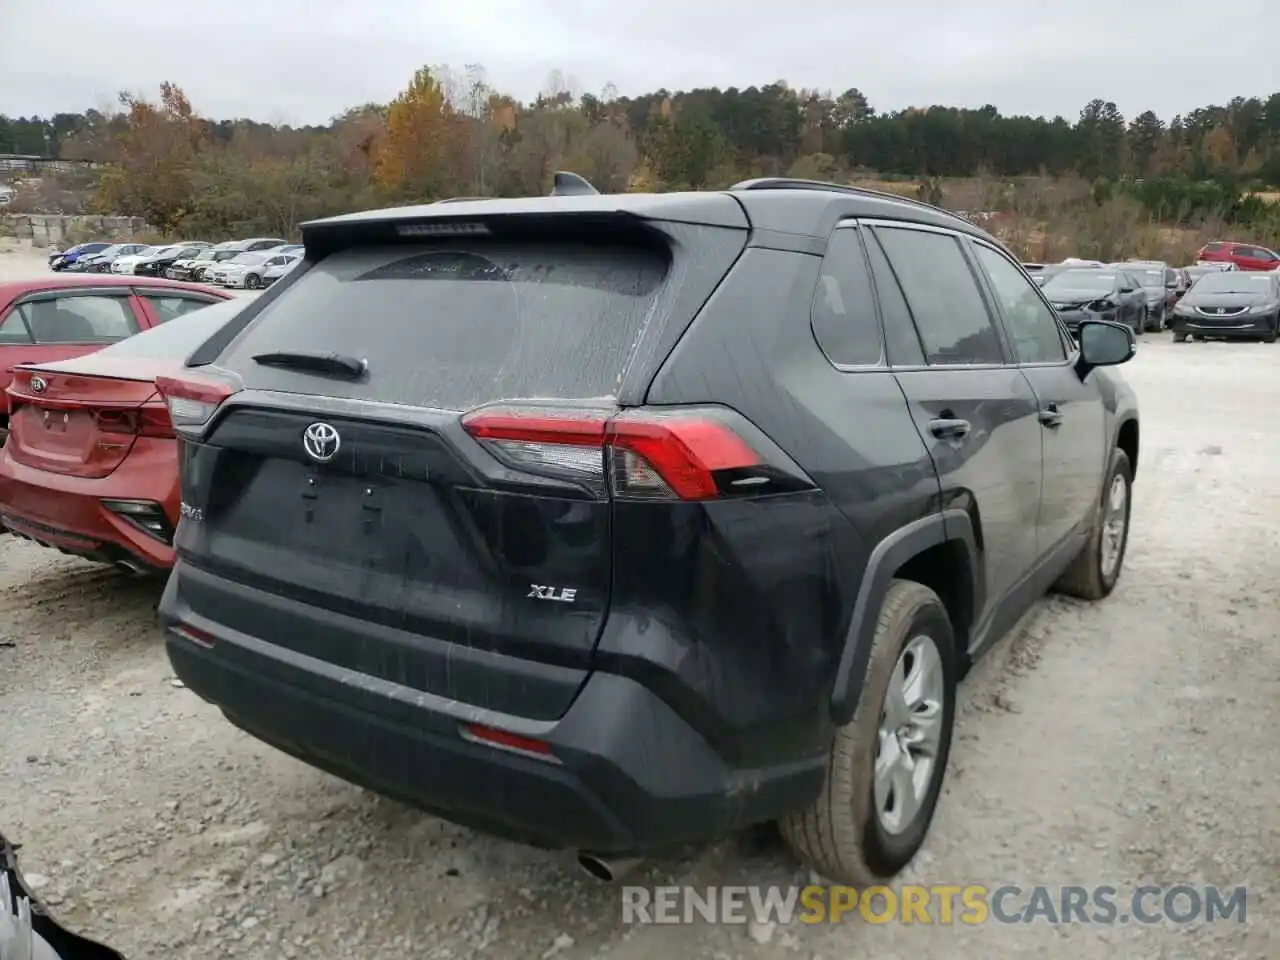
[155, 175, 1139, 885]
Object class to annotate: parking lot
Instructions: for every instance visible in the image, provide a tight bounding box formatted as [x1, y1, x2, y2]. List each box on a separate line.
[1, 239, 1277, 960]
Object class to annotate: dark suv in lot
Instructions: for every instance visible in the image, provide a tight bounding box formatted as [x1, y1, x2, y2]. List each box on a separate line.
[155, 177, 1139, 885]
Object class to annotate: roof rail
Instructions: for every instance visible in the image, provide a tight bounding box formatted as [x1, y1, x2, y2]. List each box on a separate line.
[433, 196, 491, 204]
[730, 177, 954, 217]
[550, 171, 600, 197]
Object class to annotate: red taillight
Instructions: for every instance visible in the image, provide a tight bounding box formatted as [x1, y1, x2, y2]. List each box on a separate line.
[154, 374, 238, 429]
[88, 405, 175, 439]
[460, 405, 763, 501]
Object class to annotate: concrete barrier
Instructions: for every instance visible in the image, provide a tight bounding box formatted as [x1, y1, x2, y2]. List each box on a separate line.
[0, 214, 152, 248]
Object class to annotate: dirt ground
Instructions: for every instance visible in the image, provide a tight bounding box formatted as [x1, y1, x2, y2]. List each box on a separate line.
[0, 239, 1277, 959]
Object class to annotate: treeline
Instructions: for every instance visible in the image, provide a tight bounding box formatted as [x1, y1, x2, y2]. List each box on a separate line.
[1, 66, 1279, 241]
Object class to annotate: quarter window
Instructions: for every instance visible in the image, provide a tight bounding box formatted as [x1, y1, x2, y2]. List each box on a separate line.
[873, 226, 1004, 365]
[0, 309, 31, 343]
[973, 245, 1067, 364]
[811, 228, 883, 367]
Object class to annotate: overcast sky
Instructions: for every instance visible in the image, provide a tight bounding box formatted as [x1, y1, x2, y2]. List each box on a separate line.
[1, 0, 1274, 126]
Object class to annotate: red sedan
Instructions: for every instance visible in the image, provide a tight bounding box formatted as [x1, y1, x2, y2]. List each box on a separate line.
[0, 297, 245, 573]
[0, 274, 232, 445]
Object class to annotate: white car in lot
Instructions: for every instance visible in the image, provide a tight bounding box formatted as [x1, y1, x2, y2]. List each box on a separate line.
[208, 251, 297, 289]
[262, 253, 302, 286]
[110, 245, 163, 274]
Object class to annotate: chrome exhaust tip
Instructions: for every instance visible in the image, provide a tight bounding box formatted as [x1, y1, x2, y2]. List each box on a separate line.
[114, 559, 144, 576]
[576, 852, 644, 883]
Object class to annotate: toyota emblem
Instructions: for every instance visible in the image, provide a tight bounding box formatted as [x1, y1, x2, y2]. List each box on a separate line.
[29, 376, 46, 393]
[302, 422, 341, 463]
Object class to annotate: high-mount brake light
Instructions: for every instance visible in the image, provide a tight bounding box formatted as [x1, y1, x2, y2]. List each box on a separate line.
[154, 375, 238, 428]
[460, 406, 764, 501]
[396, 221, 491, 237]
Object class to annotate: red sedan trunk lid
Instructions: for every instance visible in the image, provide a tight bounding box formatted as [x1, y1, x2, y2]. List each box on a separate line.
[6, 361, 183, 479]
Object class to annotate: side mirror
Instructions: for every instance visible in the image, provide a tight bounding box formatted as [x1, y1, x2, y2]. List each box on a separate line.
[1120, 286, 1135, 294]
[1076, 320, 1135, 376]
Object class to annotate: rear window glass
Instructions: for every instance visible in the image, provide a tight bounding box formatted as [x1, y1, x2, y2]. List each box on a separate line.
[220, 240, 670, 409]
[97, 298, 244, 360]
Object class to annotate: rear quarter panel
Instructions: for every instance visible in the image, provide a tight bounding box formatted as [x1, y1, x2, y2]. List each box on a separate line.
[621, 247, 940, 766]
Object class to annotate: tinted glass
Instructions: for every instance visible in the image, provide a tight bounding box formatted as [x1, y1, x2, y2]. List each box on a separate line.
[0, 309, 31, 343]
[1135, 270, 1165, 289]
[864, 231, 925, 366]
[811, 228, 883, 366]
[974, 245, 1066, 364]
[142, 294, 220, 324]
[874, 227, 1003, 365]
[1192, 273, 1275, 295]
[19, 295, 139, 343]
[229, 253, 268, 266]
[99, 298, 244, 359]
[221, 240, 670, 409]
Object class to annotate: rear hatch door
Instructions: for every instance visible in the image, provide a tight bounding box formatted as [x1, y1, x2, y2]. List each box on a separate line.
[171, 209, 748, 718]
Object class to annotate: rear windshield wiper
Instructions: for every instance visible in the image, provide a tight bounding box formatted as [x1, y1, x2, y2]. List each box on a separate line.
[251, 351, 367, 379]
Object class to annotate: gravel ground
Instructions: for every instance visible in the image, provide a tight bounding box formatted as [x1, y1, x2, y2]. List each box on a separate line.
[1, 239, 1277, 959]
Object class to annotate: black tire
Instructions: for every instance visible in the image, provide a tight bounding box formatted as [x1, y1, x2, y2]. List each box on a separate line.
[245, 273, 262, 290]
[780, 580, 957, 884]
[1054, 447, 1132, 601]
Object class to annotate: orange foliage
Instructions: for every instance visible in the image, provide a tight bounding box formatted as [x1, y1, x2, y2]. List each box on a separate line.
[373, 67, 471, 200]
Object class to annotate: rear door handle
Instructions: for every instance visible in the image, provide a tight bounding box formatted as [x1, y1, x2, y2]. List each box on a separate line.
[928, 418, 971, 440]
[1039, 404, 1063, 428]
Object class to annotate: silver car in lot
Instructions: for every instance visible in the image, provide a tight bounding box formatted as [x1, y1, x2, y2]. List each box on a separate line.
[261, 253, 302, 286]
[208, 251, 294, 289]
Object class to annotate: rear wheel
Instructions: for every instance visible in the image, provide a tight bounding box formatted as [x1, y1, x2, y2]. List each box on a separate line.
[1054, 447, 1132, 600]
[780, 580, 956, 884]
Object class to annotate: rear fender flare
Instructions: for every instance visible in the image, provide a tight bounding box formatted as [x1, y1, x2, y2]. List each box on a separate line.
[830, 509, 978, 726]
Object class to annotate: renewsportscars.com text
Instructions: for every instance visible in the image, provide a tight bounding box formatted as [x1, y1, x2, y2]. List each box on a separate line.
[621, 884, 1247, 926]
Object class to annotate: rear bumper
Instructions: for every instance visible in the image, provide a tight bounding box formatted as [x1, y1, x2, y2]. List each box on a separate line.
[0, 445, 178, 570]
[159, 562, 826, 854]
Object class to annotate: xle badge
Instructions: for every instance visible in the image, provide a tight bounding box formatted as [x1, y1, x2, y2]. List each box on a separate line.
[528, 585, 577, 603]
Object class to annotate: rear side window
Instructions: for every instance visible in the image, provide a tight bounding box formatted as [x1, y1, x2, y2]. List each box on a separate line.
[142, 294, 219, 324]
[811, 228, 883, 367]
[96, 298, 244, 360]
[221, 240, 670, 409]
[873, 227, 1004, 365]
[1203, 243, 1224, 253]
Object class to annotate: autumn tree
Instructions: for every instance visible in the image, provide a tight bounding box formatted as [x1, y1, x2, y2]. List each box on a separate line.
[373, 67, 471, 201]
[96, 82, 206, 230]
